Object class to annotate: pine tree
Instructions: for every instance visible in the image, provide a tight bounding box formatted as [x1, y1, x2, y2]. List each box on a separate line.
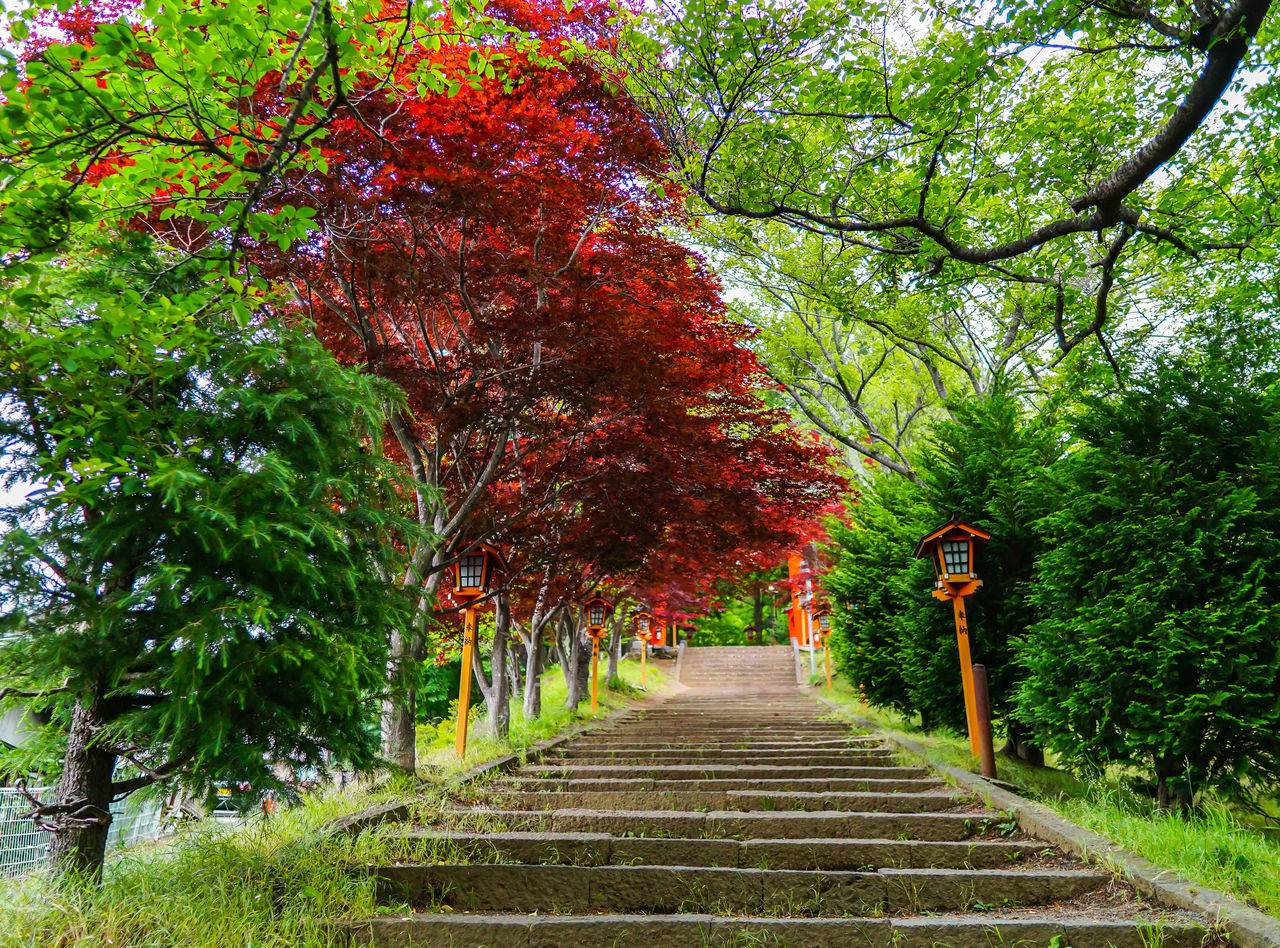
[0, 236, 418, 880]
[1016, 329, 1280, 806]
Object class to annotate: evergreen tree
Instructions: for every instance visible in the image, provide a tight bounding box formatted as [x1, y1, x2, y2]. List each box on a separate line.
[1016, 328, 1280, 806]
[826, 476, 960, 729]
[916, 380, 1064, 759]
[827, 380, 1063, 742]
[0, 237, 418, 880]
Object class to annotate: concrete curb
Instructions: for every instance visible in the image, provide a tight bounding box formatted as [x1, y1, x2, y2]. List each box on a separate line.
[673, 641, 688, 682]
[321, 685, 678, 840]
[813, 694, 1280, 948]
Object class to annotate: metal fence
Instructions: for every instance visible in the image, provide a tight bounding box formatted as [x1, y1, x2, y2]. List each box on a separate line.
[0, 786, 166, 879]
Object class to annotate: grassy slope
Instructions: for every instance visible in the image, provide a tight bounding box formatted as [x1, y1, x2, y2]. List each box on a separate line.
[817, 679, 1280, 918]
[0, 658, 668, 948]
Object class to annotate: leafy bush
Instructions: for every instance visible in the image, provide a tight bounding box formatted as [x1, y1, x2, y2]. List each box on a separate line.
[827, 380, 1061, 740]
[1016, 348, 1280, 805]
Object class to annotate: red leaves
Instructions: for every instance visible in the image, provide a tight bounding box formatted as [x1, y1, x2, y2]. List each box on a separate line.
[156, 0, 844, 620]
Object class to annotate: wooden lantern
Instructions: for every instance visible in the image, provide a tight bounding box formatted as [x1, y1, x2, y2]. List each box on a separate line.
[914, 516, 991, 600]
[584, 596, 614, 636]
[449, 542, 508, 599]
[633, 610, 654, 639]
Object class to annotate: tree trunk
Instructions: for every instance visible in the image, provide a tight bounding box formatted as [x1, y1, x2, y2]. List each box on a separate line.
[381, 625, 420, 772]
[565, 616, 583, 709]
[606, 619, 622, 683]
[471, 595, 512, 740]
[573, 632, 591, 707]
[998, 718, 1046, 767]
[509, 634, 526, 701]
[753, 584, 765, 641]
[47, 696, 116, 884]
[490, 594, 512, 739]
[1153, 756, 1191, 812]
[523, 634, 543, 720]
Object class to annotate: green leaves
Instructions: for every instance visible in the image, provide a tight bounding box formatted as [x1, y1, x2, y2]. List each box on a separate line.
[1015, 330, 1280, 800]
[0, 235, 426, 849]
[618, 0, 1280, 366]
[0, 0, 547, 279]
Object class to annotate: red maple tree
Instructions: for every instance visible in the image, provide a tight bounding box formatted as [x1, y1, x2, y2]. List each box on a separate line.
[133, 0, 844, 766]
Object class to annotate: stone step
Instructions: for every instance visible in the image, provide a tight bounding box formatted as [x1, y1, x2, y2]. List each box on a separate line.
[339, 650, 1210, 948]
[562, 738, 881, 749]
[554, 744, 890, 755]
[407, 831, 1053, 870]
[338, 914, 1211, 948]
[544, 751, 897, 765]
[484, 789, 964, 813]
[370, 862, 1112, 915]
[445, 808, 1003, 841]
[498, 776, 942, 792]
[602, 727, 853, 735]
[525, 763, 906, 779]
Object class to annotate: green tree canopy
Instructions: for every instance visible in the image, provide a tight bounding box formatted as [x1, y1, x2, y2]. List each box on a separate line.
[0, 236, 419, 879]
[1016, 321, 1280, 806]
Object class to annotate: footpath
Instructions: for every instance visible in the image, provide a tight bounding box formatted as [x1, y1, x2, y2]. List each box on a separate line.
[342, 645, 1212, 947]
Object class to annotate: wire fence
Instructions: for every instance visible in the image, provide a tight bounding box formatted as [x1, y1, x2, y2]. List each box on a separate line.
[0, 786, 166, 880]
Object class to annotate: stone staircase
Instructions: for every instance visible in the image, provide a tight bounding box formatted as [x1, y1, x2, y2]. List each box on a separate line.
[344, 646, 1212, 947]
[678, 644, 795, 691]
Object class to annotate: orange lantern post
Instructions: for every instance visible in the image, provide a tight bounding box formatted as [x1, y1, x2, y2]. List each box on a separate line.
[914, 516, 991, 757]
[584, 596, 614, 712]
[450, 542, 507, 758]
[813, 605, 834, 691]
[633, 610, 654, 687]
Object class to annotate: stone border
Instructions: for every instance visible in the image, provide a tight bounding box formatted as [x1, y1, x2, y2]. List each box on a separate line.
[813, 694, 1280, 948]
[673, 640, 688, 682]
[321, 685, 678, 839]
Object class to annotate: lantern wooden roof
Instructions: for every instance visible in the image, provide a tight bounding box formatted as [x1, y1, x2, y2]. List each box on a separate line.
[913, 515, 991, 559]
[460, 541, 509, 572]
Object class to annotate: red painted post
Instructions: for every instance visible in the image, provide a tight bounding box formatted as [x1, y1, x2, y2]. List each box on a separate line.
[971, 664, 997, 779]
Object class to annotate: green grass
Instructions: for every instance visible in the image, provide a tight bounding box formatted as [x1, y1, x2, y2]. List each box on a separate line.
[0, 780, 415, 948]
[817, 678, 1280, 917]
[0, 658, 669, 948]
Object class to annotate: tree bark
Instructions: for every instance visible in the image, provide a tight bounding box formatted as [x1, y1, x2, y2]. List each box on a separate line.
[471, 594, 512, 739]
[490, 594, 512, 739]
[1153, 756, 1191, 813]
[380, 625, 419, 772]
[523, 633, 543, 720]
[998, 719, 1046, 767]
[565, 614, 583, 709]
[606, 618, 622, 683]
[573, 632, 591, 708]
[47, 695, 116, 884]
[509, 634, 526, 702]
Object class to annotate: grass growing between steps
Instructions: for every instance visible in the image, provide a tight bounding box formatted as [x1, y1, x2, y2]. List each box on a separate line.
[417, 656, 670, 778]
[0, 663, 669, 948]
[817, 678, 1280, 918]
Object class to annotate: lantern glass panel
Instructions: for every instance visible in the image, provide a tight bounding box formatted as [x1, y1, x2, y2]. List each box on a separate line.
[459, 554, 486, 589]
[940, 539, 970, 575]
[820, 615, 831, 630]
[589, 604, 605, 626]
[638, 617, 649, 632]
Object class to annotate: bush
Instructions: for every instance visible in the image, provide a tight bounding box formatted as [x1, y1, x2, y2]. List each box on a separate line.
[827, 379, 1062, 740]
[1016, 347, 1280, 805]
